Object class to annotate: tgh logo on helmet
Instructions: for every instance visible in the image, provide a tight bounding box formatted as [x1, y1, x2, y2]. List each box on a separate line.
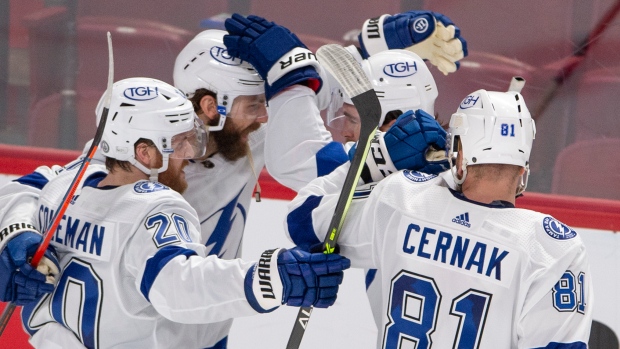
[210, 46, 242, 66]
[123, 86, 159, 101]
[459, 95, 480, 109]
[383, 61, 418, 77]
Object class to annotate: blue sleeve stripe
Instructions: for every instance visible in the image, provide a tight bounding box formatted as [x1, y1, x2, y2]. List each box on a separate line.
[243, 264, 277, 313]
[140, 245, 197, 302]
[14, 172, 49, 190]
[365, 269, 377, 290]
[532, 342, 587, 349]
[203, 336, 228, 349]
[286, 195, 323, 249]
[316, 141, 348, 177]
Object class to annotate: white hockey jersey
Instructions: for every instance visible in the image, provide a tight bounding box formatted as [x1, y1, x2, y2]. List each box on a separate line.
[22, 164, 262, 349]
[286, 165, 593, 348]
[0, 84, 343, 347]
[167, 85, 339, 261]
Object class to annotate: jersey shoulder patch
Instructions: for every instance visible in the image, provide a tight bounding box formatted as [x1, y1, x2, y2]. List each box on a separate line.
[134, 181, 170, 194]
[401, 170, 437, 183]
[542, 216, 577, 240]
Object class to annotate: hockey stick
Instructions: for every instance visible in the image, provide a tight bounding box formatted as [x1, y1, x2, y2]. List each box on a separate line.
[532, 0, 620, 120]
[0, 32, 114, 337]
[285, 44, 382, 349]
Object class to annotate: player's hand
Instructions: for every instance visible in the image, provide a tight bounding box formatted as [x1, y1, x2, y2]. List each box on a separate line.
[246, 248, 350, 312]
[349, 110, 448, 184]
[0, 231, 60, 305]
[224, 14, 322, 100]
[358, 11, 468, 75]
[384, 109, 450, 174]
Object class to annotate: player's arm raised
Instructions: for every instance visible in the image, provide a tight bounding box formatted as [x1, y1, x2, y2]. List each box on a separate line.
[358, 11, 468, 75]
[224, 14, 349, 191]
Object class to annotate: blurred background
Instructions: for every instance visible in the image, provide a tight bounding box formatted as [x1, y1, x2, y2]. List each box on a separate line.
[1, 0, 619, 201]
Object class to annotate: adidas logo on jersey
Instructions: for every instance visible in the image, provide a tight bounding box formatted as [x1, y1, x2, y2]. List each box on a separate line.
[452, 212, 471, 228]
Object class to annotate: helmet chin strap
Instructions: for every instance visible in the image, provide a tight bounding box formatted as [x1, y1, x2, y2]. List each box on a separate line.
[449, 155, 468, 186]
[516, 164, 530, 196]
[130, 155, 169, 183]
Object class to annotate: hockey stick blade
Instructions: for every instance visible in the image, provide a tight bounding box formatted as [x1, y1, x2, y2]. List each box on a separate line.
[286, 44, 382, 349]
[0, 32, 114, 338]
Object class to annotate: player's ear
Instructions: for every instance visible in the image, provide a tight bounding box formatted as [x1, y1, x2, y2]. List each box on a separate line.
[456, 149, 464, 179]
[198, 94, 218, 123]
[135, 142, 158, 168]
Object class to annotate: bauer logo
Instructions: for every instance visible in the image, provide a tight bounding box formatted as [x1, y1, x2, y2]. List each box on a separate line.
[542, 216, 577, 240]
[413, 17, 430, 33]
[101, 141, 109, 153]
[210, 46, 242, 66]
[403, 170, 437, 182]
[459, 95, 480, 109]
[134, 181, 169, 194]
[383, 61, 418, 77]
[123, 86, 159, 101]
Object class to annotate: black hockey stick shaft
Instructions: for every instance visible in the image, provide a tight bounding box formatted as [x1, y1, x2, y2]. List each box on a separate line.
[286, 45, 382, 349]
[533, 0, 620, 120]
[0, 32, 114, 338]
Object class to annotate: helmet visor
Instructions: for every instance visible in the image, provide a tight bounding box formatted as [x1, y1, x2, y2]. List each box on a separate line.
[170, 117, 208, 159]
[227, 94, 268, 122]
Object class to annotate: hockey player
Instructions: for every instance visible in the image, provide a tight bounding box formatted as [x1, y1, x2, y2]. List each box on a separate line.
[223, 14, 460, 343]
[285, 88, 593, 348]
[1, 11, 466, 348]
[21, 78, 350, 349]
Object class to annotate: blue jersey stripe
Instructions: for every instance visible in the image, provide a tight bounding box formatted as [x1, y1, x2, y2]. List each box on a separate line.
[316, 141, 348, 177]
[286, 195, 323, 249]
[365, 269, 377, 290]
[203, 336, 228, 349]
[140, 245, 197, 302]
[14, 171, 49, 190]
[533, 342, 587, 349]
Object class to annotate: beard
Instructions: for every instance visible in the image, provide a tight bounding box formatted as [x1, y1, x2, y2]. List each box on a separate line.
[212, 120, 261, 161]
[158, 159, 189, 194]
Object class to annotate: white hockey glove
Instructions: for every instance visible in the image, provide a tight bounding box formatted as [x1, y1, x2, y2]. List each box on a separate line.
[245, 248, 350, 313]
[359, 11, 468, 75]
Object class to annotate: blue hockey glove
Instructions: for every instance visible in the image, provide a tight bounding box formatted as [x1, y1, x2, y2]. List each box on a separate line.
[358, 11, 468, 75]
[384, 109, 449, 174]
[245, 248, 350, 312]
[278, 248, 349, 308]
[224, 14, 322, 100]
[0, 231, 59, 305]
[348, 110, 448, 184]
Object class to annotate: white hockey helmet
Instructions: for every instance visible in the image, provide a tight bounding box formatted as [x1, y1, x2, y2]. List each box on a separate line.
[97, 77, 208, 181]
[173, 29, 265, 131]
[448, 86, 536, 194]
[327, 49, 438, 128]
